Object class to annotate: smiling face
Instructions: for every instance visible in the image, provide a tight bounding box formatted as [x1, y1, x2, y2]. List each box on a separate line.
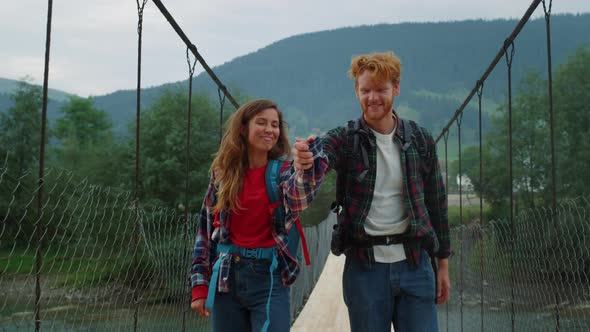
[355, 70, 399, 127]
[245, 107, 280, 156]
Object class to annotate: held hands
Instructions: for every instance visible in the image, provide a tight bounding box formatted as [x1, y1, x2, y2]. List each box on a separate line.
[293, 136, 315, 171]
[191, 299, 210, 317]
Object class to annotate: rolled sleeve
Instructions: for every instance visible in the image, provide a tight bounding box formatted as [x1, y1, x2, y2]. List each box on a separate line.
[283, 137, 329, 214]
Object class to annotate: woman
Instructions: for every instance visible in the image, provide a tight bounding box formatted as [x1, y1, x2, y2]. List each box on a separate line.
[190, 99, 313, 332]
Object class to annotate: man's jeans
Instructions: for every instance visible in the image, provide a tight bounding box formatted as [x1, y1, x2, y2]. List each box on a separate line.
[343, 250, 438, 332]
[212, 255, 290, 332]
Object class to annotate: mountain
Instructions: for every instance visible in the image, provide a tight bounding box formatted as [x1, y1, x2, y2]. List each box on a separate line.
[0, 77, 74, 102]
[181, 14, 590, 137]
[2, 14, 589, 139]
[0, 78, 73, 124]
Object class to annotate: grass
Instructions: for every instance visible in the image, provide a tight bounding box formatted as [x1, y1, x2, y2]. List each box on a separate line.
[0, 247, 136, 287]
[448, 204, 491, 228]
[0, 248, 38, 274]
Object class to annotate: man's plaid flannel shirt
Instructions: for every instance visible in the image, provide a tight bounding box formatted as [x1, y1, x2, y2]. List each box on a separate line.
[190, 161, 322, 297]
[310, 114, 450, 267]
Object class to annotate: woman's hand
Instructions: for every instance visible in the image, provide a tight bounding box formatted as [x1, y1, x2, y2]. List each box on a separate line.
[191, 299, 210, 317]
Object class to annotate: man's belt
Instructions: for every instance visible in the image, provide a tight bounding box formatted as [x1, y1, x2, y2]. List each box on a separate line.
[366, 233, 408, 246]
[349, 233, 413, 248]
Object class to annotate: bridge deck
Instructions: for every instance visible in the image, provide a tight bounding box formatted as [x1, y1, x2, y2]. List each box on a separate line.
[292, 253, 396, 332]
[291, 253, 350, 332]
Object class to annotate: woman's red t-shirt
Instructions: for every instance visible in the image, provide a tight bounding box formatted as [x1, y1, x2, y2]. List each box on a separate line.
[228, 164, 276, 248]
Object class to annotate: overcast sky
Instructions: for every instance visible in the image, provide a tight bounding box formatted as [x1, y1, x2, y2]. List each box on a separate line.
[2, 0, 589, 97]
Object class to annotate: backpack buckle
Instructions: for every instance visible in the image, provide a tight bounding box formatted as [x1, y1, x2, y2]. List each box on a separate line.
[402, 141, 412, 151]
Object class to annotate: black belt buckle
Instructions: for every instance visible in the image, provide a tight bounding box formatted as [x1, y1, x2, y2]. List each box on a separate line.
[384, 235, 394, 246]
[384, 235, 401, 246]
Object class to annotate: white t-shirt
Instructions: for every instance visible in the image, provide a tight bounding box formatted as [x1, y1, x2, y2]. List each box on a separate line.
[364, 126, 409, 263]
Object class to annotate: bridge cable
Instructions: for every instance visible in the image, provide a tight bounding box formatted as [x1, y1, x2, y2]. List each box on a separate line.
[133, 1, 149, 331]
[435, 0, 543, 143]
[182, 47, 198, 332]
[35, 1, 54, 331]
[150, 0, 239, 109]
[504, 38, 516, 332]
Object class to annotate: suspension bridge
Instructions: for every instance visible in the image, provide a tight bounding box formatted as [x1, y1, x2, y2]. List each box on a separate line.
[1, 0, 590, 331]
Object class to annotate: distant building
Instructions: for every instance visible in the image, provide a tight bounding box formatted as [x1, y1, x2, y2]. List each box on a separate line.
[456, 174, 474, 192]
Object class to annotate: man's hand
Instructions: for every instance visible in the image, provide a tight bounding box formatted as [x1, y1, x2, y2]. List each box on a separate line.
[436, 258, 450, 304]
[191, 299, 210, 317]
[292, 137, 315, 171]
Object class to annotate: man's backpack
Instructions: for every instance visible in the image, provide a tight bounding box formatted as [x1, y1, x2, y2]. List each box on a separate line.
[266, 159, 311, 266]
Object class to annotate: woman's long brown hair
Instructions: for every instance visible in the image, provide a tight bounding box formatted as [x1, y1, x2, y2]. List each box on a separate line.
[211, 99, 290, 212]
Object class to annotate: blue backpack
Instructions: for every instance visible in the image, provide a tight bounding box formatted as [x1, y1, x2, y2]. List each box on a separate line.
[265, 159, 310, 266]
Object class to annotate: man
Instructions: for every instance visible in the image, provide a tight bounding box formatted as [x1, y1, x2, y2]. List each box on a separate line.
[293, 52, 450, 332]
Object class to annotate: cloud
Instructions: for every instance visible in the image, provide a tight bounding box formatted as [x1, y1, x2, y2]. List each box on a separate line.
[1, 0, 589, 96]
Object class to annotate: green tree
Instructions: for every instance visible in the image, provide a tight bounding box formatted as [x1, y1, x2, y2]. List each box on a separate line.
[461, 47, 590, 219]
[0, 80, 43, 175]
[554, 47, 590, 197]
[463, 48, 590, 282]
[53, 96, 112, 147]
[460, 71, 550, 218]
[0, 80, 43, 247]
[136, 88, 221, 208]
[51, 96, 130, 187]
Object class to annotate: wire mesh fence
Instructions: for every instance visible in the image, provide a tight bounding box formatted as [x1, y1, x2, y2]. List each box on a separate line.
[5, 162, 590, 331]
[0, 159, 333, 331]
[439, 197, 590, 331]
[290, 213, 336, 321]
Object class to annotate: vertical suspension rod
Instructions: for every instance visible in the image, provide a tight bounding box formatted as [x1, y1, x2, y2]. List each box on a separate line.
[133, 1, 148, 331]
[182, 48, 197, 332]
[542, 1, 560, 330]
[504, 40, 516, 332]
[477, 81, 485, 332]
[457, 114, 464, 332]
[35, 0, 54, 331]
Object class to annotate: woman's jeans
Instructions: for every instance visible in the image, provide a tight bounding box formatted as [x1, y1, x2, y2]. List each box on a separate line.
[212, 255, 290, 332]
[343, 250, 438, 332]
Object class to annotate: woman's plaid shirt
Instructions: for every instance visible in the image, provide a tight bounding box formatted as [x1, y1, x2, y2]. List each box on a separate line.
[190, 162, 322, 295]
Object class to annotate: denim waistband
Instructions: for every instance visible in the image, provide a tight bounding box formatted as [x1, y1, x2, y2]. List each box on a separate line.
[222, 245, 275, 260]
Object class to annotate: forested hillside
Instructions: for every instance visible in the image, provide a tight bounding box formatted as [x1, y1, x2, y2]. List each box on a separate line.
[1, 14, 589, 138]
[169, 14, 590, 136]
[1, 12, 589, 252]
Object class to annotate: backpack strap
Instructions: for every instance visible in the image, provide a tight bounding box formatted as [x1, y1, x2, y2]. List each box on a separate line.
[265, 159, 282, 203]
[332, 119, 360, 215]
[334, 120, 356, 208]
[401, 118, 432, 175]
[401, 119, 430, 159]
[265, 159, 310, 266]
[401, 119, 438, 301]
[401, 118, 414, 151]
